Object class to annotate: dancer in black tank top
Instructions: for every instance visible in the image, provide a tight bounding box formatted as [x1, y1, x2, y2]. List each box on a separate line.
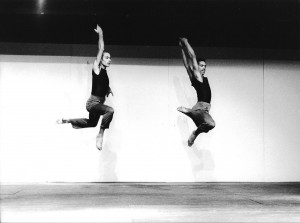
[57, 25, 114, 151]
[177, 38, 216, 146]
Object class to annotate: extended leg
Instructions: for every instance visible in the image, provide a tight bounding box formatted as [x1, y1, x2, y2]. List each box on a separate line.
[56, 118, 88, 128]
[177, 106, 200, 126]
[177, 106, 193, 114]
[57, 111, 100, 129]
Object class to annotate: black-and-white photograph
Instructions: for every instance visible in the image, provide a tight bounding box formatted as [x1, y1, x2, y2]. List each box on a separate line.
[0, 0, 300, 222]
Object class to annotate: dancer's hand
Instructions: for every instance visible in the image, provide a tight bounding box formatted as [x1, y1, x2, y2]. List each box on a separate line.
[94, 24, 102, 34]
[106, 91, 114, 97]
[179, 37, 188, 43]
[179, 37, 186, 47]
[179, 39, 182, 47]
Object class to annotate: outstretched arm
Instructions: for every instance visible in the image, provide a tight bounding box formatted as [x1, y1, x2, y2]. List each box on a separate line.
[179, 37, 202, 82]
[93, 25, 104, 74]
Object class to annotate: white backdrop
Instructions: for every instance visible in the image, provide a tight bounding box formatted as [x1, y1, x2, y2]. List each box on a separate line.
[0, 54, 299, 183]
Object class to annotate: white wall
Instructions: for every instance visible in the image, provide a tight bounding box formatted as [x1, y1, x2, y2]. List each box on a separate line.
[264, 61, 300, 181]
[0, 54, 299, 183]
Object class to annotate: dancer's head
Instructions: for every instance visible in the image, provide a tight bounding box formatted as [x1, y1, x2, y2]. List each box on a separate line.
[197, 58, 206, 76]
[101, 51, 111, 68]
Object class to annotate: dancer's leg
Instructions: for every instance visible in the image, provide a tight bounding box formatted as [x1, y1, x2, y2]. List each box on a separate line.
[177, 106, 199, 146]
[57, 102, 114, 150]
[193, 110, 215, 134]
[56, 118, 85, 128]
[90, 103, 114, 150]
[177, 106, 193, 114]
[177, 106, 201, 126]
[57, 111, 100, 129]
[96, 128, 105, 151]
[188, 110, 215, 146]
[177, 106, 215, 146]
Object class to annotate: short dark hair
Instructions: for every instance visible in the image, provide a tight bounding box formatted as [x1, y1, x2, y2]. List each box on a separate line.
[197, 58, 206, 64]
[102, 51, 110, 58]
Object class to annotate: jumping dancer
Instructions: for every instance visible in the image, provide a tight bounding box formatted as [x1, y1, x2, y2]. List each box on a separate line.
[57, 25, 114, 151]
[178, 37, 215, 146]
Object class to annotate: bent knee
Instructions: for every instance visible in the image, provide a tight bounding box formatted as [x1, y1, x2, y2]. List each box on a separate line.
[90, 122, 98, 128]
[210, 120, 216, 129]
[205, 121, 215, 132]
[107, 107, 114, 114]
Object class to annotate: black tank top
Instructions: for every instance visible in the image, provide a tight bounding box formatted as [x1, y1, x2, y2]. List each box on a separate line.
[91, 68, 109, 97]
[191, 76, 211, 103]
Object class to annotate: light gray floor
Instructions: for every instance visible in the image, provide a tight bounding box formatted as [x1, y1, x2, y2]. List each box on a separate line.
[1, 183, 300, 222]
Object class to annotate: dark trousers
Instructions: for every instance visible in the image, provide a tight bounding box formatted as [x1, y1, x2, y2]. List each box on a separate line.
[69, 95, 114, 130]
[183, 101, 215, 136]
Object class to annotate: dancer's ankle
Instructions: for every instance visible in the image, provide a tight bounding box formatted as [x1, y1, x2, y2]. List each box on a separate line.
[56, 118, 68, 124]
[188, 131, 197, 147]
[177, 106, 190, 114]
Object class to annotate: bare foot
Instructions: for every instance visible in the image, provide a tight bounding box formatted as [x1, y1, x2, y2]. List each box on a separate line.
[177, 106, 191, 114]
[56, 118, 67, 124]
[187, 131, 197, 147]
[96, 133, 103, 151]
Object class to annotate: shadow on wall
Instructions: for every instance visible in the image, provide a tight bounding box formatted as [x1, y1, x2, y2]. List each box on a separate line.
[173, 75, 215, 181]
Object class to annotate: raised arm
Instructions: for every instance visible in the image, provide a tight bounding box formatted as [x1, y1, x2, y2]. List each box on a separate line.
[93, 25, 104, 74]
[179, 37, 202, 82]
[180, 41, 193, 80]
